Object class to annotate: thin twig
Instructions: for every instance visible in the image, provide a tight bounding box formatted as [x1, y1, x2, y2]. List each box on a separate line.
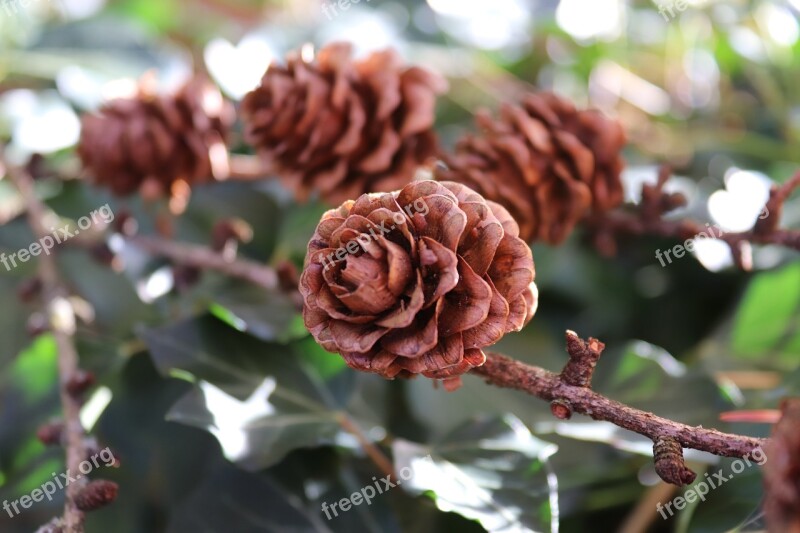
[228, 154, 270, 181]
[593, 210, 800, 250]
[336, 413, 396, 479]
[5, 153, 88, 532]
[589, 167, 800, 261]
[128, 235, 279, 290]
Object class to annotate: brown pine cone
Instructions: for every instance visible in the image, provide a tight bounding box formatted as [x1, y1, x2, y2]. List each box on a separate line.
[241, 42, 448, 205]
[764, 398, 800, 533]
[78, 76, 234, 197]
[300, 180, 537, 390]
[438, 92, 626, 243]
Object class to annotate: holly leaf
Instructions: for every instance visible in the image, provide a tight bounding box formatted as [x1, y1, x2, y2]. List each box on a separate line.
[393, 415, 559, 533]
[167, 459, 328, 532]
[142, 314, 379, 470]
[210, 285, 307, 344]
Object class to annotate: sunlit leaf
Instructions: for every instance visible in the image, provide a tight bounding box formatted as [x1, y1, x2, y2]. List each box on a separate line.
[143, 314, 375, 469]
[210, 286, 308, 344]
[8, 334, 58, 403]
[393, 415, 559, 533]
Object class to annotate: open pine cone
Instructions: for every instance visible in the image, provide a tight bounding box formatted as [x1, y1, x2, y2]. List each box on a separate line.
[300, 180, 537, 390]
[78, 76, 234, 197]
[241, 42, 448, 205]
[437, 92, 626, 244]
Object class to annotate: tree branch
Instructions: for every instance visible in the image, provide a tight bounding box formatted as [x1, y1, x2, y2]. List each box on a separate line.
[471, 332, 767, 485]
[127, 235, 279, 290]
[588, 166, 800, 264]
[6, 155, 89, 532]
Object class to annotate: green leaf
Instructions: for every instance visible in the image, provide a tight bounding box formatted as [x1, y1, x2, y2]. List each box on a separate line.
[273, 200, 330, 262]
[142, 314, 368, 469]
[8, 334, 58, 403]
[393, 415, 559, 533]
[209, 285, 308, 344]
[732, 263, 800, 365]
[680, 461, 765, 533]
[167, 460, 326, 532]
[597, 340, 734, 425]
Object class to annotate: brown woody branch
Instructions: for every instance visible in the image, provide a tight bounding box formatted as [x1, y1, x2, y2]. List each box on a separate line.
[6, 155, 90, 532]
[471, 331, 767, 486]
[127, 235, 279, 290]
[227, 154, 271, 181]
[589, 166, 800, 265]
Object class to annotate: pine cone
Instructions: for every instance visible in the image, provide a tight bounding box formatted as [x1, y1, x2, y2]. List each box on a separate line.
[78, 76, 234, 197]
[241, 42, 448, 205]
[300, 180, 537, 389]
[765, 398, 800, 533]
[438, 92, 626, 243]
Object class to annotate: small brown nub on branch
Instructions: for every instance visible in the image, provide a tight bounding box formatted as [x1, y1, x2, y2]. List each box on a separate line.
[560, 330, 605, 388]
[66, 370, 95, 397]
[276, 260, 300, 293]
[75, 480, 118, 512]
[36, 421, 65, 446]
[211, 218, 253, 262]
[550, 399, 572, 420]
[654, 437, 696, 486]
[113, 211, 138, 236]
[172, 265, 202, 292]
[17, 277, 43, 303]
[88, 243, 117, 267]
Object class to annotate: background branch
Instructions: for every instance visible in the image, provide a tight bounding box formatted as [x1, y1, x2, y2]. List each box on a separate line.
[127, 235, 279, 290]
[588, 166, 800, 265]
[6, 153, 89, 532]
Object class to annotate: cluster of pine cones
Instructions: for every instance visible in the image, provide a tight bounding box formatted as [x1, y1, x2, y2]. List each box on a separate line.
[78, 41, 626, 245]
[77, 42, 628, 386]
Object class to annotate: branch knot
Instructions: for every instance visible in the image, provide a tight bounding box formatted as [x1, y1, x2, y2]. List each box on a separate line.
[560, 330, 605, 388]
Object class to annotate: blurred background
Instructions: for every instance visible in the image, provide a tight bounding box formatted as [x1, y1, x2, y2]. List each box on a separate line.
[1, 0, 798, 531]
